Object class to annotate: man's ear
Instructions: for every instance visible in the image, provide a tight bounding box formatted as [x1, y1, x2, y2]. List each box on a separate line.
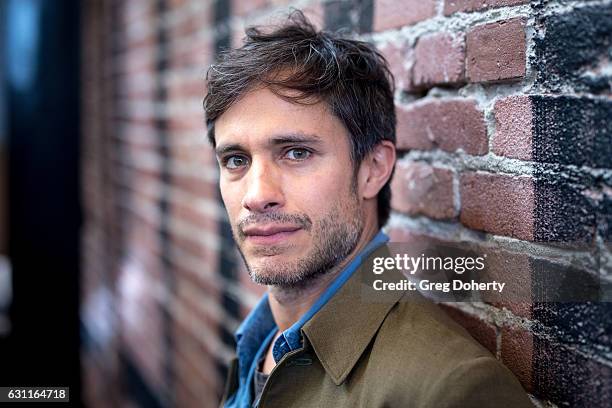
[359, 141, 396, 199]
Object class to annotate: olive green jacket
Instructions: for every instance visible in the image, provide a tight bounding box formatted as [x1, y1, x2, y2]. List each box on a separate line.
[220, 263, 533, 407]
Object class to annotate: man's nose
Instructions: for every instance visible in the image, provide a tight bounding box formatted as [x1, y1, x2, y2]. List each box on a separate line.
[241, 161, 284, 213]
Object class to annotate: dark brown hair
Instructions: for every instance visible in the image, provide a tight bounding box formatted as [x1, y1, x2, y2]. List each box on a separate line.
[204, 10, 396, 227]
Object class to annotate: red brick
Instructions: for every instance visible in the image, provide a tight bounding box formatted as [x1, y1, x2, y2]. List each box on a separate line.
[413, 32, 465, 88]
[440, 305, 498, 355]
[170, 37, 214, 69]
[387, 227, 436, 244]
[379, 40, 414, 92]
[231, 0, 269, 16]
[232, 23, 247, 49]
[460, 172, 535, 240]
[466, 18, 526, 83]
[119, 0, 154, 28]
[479, 248, 533, 319]
[500, 325, 534, 392]
[373, 0, 437, 31]
[444, 0, 529, 15]
[391, 162, 456, 219]
[396, 99, 488, 154]
[302, 1, 326, 30]
[492, 95, 533, 160]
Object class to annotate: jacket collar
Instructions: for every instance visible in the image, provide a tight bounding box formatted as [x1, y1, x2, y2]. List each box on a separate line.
[301, 246, 407, 385]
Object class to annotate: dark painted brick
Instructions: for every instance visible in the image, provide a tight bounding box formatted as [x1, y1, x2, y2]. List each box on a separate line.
[532, 96, 612, 168]
[505, 304, 612, 406]
[533, 302, 612, 354]
[600, 175, 612, 244]
[533, 333, 612, 406]
[533, 3, 612, 93]
[530, 259, 607, 304]
[533, 167, 597, 244]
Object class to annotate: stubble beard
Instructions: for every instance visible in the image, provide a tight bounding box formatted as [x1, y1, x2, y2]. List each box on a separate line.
[234, 190, 364, 290]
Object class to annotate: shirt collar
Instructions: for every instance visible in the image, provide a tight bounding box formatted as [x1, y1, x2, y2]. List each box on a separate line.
[301, 243, 409, 386]
[277, 230, 390, 353]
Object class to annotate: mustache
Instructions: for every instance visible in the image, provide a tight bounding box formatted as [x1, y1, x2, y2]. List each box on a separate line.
[237, 212, 313, 239]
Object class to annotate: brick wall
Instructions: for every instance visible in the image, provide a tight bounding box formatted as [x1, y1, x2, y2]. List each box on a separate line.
[80, 0, 612, 407]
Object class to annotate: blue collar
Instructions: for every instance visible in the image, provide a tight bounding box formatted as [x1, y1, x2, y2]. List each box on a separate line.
[228, 230, 389, 407]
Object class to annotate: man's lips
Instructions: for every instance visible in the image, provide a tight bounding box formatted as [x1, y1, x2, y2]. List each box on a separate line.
[242, 225, 302, 244]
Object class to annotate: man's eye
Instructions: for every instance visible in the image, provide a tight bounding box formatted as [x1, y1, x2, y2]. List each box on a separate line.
[224, 155, 249, 169]
[285, 148, 311, 161]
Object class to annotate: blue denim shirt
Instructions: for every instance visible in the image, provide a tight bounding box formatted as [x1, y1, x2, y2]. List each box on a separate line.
[224, 230, 389, 408]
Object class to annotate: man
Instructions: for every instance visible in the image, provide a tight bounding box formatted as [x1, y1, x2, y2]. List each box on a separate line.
[204, 11, 533, 408]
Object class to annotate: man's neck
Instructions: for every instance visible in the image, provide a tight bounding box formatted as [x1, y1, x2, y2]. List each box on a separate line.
[267, 225, 379, 333]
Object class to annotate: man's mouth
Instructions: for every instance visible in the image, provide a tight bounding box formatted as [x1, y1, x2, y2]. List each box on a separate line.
[242, 225, 302, 245]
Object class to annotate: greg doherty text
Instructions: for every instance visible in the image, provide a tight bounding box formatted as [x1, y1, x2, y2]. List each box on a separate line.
[373, 279, 506, 293]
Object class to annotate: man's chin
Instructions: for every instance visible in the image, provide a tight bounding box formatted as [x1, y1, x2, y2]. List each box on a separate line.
[246, 257, 303, 285]
[249, 269, 299, 286]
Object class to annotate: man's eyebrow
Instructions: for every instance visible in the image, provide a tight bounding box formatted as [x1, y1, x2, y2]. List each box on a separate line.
[215, 143, 245, 157]
[215, 133, 323, 156]
[267, 132, 323, 145]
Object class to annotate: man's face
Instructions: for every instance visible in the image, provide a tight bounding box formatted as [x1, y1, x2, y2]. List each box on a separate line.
[214, 87, 365, 288]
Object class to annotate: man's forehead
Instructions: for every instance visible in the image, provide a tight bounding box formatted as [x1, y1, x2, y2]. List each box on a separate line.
[213, 87, 350, 154]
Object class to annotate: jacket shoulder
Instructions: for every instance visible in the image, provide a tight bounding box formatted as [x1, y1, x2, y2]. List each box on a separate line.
[421, 355, 534, 408]
[360, 293, 533, 407]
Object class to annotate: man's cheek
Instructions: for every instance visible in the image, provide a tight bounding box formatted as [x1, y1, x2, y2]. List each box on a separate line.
[219, 184, 240, 215]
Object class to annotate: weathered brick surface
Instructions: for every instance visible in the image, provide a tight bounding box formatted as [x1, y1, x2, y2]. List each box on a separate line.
[231, 0, 269, 16]
[532, 332, 612, 407]
[493, 95, 533, 161]
[460, 172, 535, 240]
[532, 96, 612, 168]
[533, 302, 612, 358]
[479, 248, 533, 318]
[413, 32, 465, 88]
[466, 18, 526, 83]
[373, 0, 437, 31]
[391, 162, 456, 219]
[494, 95, 612, 170]
[379, 40, 414, 92]
[396, 99, 487, 154]
[444, 0, 529, 15]
[462, 168, 596, 243]
[533, 170, 597, 244]
[534, 3, 612, 94]
[501, 325, 534, 392]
